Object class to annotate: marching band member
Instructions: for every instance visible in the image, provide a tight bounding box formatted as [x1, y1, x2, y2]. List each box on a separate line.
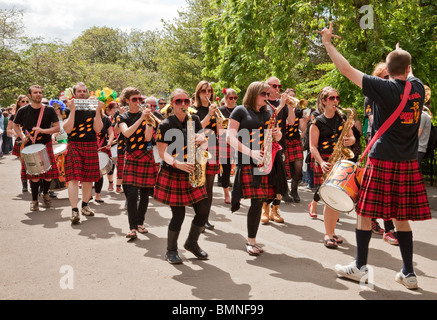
[117, 87, 157, 239]
[228, 81, 284, 256]
[63, 82, 103, 224]
[13, 85, 60, 211]
[320, 24, 431, 289]
[154, 88, 210, 264]
[309, 86, 355, 248]
[192, 80, 223, 231]
[218, 88, 238, 204]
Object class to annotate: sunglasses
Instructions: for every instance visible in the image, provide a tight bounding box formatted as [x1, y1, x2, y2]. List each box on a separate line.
[228, 96, 238, 101]
[326, 96, 341, 102]
[270, 84, 283, 90]
[130, 97, 144, 103]
[259, 92, 270, 97]
[20, 100, 29, 103]
[200, 89, 213, 94]
[172, 98, 191, 106]
[158, 102, 166, 105]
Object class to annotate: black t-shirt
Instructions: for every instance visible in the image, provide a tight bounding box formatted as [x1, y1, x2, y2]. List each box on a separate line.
[96, 115, 112, 147]
[193, 105, 218, 145]
[229, 105, 273, 165]
[14, 105, 58, 146]
[118, 111, 151, 153]
[362, 75, 424, 161]
[64, 108, 97, 142]
[314, 112, 345, 155]
[267, 99, 288, 148]
[286, 107, 304, 141]
[115, 114, 126, 155]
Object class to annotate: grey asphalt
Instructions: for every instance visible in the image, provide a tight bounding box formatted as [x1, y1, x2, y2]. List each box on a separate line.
[1, 153, 436, 300]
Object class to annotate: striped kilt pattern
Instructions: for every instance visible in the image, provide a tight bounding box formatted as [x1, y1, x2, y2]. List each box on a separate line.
[206, 144, 220, 175]
[311, 153, 331, 187]
[20, 158, 27, 180]
[116, 153, 125, 180]
[12, 139, 21, 157]
[64, 141, 100, 182]
[25, 142, 59, 180]
[123, 149, 157, 188]
[240, 165, 277, 200]
[218, 134, 234, 164]
[285, 138, 304, 179]
[356, 158, 431, 221]
[153, 166, 208, 206]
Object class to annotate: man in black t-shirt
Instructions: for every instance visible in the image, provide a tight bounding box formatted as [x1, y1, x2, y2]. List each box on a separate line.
[320, 22, 431, 290]
[13, 85, 60, 211]
[63, 82, 103, 223]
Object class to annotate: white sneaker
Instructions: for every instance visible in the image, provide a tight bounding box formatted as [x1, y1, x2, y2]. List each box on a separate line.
[81, 205, 95, 216]
[335, 261, 368, 283]
[70, 211, 80, 224]
[395, 271, 418, 290]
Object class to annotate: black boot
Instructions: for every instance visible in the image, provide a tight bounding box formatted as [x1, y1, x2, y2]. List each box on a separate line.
[184, 223, 209, 260]
[166, 230, 183, 264]
[290, 180, 301, 203]
[282, 187, 293, 203]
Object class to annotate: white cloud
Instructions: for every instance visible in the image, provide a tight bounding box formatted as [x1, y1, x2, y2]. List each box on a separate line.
[1, 0, 187, 42]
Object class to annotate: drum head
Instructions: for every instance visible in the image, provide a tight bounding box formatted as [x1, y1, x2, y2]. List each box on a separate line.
[111, 144, 118, 158]
[319, 184, 355, 213]
[98, 152, 110, 170]
[21, 143, 45, 154]
[53, 143, 67, 155]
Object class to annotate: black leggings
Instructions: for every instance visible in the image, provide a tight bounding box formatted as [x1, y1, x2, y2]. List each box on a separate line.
[220, 163, 232, 188]
[169, 198, 210, 232]
[204, 173, 215, 220]
[123, 184, 151, 230]
[95, 177, 104, 193]
[247, 198, 264, 239]
[288, 159, 303, 181]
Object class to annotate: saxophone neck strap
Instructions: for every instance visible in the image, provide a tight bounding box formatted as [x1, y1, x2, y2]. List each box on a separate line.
[358, 80, 412, 164]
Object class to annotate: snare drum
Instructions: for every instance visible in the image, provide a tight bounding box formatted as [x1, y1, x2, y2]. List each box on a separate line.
[21, 144, 52, 175]
[50, 143, 68, 190]
[98, 152, 113, 176]
[319, 160, 363, 213]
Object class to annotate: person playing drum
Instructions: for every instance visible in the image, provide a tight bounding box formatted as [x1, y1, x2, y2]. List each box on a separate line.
[309, 86, 355, 249]
[63, 82, 104, 223]
[13, 85, 60, 211]
[319, 23, 431, 289]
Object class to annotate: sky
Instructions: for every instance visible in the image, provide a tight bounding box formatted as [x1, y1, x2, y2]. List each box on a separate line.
[1, 0, 188, 43]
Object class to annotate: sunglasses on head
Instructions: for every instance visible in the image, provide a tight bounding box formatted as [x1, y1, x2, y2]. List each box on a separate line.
[270, 84, 283, 90]
[326, 95, 341, 102]
[228, 96, 238, 101]
[172, 98, 191, 106]
[131, 97, 144, 103]
[259, 91, 270, 97]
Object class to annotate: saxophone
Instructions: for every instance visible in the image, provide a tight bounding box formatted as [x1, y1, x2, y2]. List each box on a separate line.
[184, 109, 212, 187]
[323, 107, 356, 180]
[257, 100, 283, 174]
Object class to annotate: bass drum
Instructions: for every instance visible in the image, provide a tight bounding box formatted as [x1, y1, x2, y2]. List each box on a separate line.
[319, 160, 363, 213]
[50, 143, 68, 191]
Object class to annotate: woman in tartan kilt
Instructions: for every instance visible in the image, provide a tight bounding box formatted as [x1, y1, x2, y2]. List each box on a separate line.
[320, 24, 431, 289]
[154, 88, 210, 264]
[227, 81, 283, 256]
[309, 86, 356, 249]
[117, 87, 157, 239]
[192, 81, 224, 231]
[13, 85, 60, 212]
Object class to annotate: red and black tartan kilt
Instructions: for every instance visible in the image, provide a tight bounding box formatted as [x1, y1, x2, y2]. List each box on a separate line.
[123, 149, 157, 188]
[285, 138, 304, 162]
[64, 141, 100, 182]
[311, 153, 331, 187]
[240, 164, 277, 200]
[356, 158, 431, 221]
[206, 144, 220, 176]
[218, 134, 234, 164]
[116, 153, 125, 180]
[153, 166, 208, 206]
[12, 139, 21, 157]
[24, 142, 59, 180]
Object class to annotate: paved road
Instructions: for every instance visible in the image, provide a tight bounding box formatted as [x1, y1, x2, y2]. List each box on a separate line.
[1, 153, 436, 300]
